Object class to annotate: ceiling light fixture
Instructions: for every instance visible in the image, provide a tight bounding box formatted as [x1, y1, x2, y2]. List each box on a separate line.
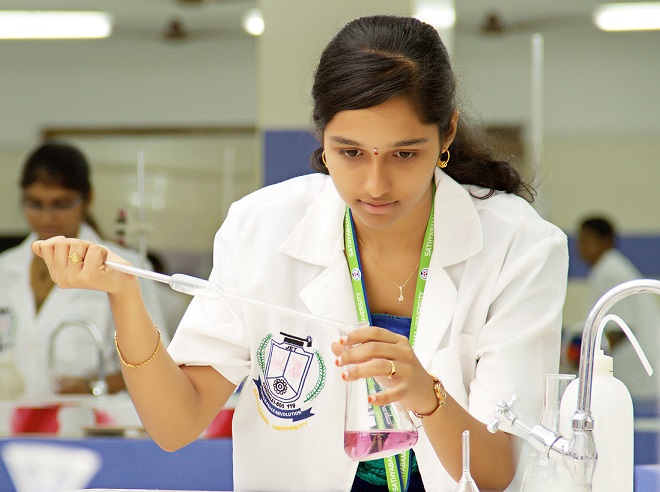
[593, 2, 660, 31]
[414, 1, 456, 29]
[0, 11, 112, 39]
[242, 8, 264, 36]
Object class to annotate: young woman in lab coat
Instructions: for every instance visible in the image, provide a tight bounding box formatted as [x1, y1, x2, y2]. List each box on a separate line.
[32, 16, 568, 491]
[0, 142, 166, 397]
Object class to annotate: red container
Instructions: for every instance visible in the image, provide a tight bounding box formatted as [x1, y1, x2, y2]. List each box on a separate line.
[10, 405, 61, 434]
[204, 408, 234, 438]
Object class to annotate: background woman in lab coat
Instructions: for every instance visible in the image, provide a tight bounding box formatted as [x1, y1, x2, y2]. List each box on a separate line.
[0, 142, 166, 397]
[32, 16, 568, 491]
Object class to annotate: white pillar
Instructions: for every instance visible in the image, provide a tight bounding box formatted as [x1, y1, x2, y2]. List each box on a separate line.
[257, 0, 413, 184]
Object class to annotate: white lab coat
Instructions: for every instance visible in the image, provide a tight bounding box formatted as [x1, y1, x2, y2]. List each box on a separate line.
[0, 224, 167, 397]
[168, 169, 568, 492]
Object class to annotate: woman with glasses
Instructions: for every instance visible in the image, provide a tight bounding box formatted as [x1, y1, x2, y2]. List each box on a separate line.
[0, 142, 166, 398]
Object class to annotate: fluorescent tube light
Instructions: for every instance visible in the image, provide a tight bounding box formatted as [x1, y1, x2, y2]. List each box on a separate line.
[593, 2, 660, 31]
[414, 6, 456, 29]
[0, 11, 112, 39]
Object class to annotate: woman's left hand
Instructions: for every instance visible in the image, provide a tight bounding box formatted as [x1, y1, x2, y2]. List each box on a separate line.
[331, 325, 439, 416]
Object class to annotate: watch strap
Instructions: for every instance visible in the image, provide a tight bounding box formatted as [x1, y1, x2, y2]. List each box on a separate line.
[412, 374, 446, 419]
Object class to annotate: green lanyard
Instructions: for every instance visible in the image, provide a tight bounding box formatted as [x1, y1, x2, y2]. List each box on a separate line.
[343, 191, 435, 492]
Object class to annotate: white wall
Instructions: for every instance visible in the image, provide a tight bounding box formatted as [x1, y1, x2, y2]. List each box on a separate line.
[454, 27, 660, 138]
[0, 36, 257, 146]
[453, 26, 660, 227]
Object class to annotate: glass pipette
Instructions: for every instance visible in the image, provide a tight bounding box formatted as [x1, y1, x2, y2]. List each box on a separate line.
[104, 260, 346, 329]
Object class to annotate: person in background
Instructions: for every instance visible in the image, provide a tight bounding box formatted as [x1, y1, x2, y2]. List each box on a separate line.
[0, 141, 167, 397]
[32, 16, 567, 492]
[576, 215, 660, 400]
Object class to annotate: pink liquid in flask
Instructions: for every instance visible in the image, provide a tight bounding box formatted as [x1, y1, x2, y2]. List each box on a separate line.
[344, 429, 418, 461]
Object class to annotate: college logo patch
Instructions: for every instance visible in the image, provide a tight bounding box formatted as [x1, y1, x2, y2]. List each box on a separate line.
[253, 332, 326, 429]
[351, 268, 361, 281]
[420, 268, 429, 280]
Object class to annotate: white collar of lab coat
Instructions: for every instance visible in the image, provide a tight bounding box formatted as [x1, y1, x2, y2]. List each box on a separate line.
[279, 168, 483, 268]
[277, 170, 483, 360]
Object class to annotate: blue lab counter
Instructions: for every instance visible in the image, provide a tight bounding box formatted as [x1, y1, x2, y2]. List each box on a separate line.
[634, 399, 660, 465]
[0, 437, 233, 491]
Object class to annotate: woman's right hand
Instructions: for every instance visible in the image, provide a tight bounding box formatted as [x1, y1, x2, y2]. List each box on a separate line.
[32, 236, 136, 294]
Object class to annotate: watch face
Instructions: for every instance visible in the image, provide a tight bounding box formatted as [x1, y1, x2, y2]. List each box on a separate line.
[413, 376, 446, 419]
[432, 377, 446, 402]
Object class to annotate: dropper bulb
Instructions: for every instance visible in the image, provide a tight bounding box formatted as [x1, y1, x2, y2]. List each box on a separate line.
[169, 274, 223, 299]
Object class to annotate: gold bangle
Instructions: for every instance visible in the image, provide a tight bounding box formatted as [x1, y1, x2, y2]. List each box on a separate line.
[412, 374, 447, 419]
[115, 329, 162, 369]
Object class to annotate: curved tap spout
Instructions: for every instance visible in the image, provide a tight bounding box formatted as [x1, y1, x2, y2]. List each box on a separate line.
[575, 278, 660, 417]
[490, 279, 660, 488]
[48, 317, 108, 396]
[567, 279, 660, 486]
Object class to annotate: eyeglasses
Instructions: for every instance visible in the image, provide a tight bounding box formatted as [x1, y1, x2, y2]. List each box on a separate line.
[22, 196, 84, 214]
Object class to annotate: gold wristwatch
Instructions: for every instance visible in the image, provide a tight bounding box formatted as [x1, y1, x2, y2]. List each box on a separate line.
[412, 374, 446, 419]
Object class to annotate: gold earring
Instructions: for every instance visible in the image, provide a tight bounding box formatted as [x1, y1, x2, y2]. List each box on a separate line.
[321, 151, 327, 166]
[437, 149, 450, 169]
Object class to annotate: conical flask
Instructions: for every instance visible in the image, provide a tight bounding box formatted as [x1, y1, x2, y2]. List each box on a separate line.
[455, 430, 480, 492]
[342, 327, 418, 461]
[344, 374, 418, 461]
[520, 373, 575, 491]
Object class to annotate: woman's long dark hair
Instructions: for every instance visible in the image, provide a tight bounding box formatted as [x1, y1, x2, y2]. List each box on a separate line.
[310, 15, 533, 201]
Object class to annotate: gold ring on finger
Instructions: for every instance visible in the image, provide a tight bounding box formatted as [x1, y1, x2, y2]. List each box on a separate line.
[387, 360, 396, 379]
[68, 252, 84, 264]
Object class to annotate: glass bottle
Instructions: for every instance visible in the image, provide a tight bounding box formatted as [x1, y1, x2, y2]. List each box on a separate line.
[520, 373, 576, 491]
[455, 430, 480, 492]
[0, 308, 23, 400]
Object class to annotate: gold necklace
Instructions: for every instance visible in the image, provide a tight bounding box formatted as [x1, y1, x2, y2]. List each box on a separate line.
[357, 237, 420, 302]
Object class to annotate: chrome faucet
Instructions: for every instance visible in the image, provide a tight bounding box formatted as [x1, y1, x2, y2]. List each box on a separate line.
[48, 317, 108, 396]
[488, 278, 660, 488]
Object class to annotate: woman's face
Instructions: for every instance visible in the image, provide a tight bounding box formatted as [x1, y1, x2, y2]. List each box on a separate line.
[22, 182, 89, 240]
[323, 96, 453, 234]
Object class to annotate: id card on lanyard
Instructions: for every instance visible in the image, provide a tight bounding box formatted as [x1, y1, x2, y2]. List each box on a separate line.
[343, 187, 435, 492]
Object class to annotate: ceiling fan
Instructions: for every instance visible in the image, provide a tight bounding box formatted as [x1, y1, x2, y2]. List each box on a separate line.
[467, 10, 589, 36]
[113, 16, 245, 43]
[174, 0, 253, 6]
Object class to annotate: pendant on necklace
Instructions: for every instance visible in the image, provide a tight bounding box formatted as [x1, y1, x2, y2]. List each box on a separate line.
[398, 287, 404, 302]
